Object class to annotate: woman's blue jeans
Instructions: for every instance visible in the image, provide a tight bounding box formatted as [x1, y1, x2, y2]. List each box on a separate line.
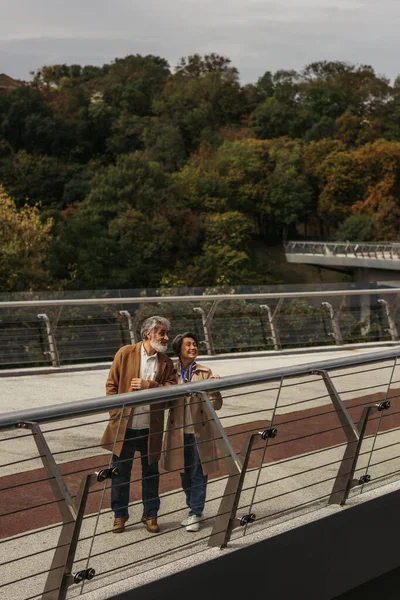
[180, 433, 208, 517]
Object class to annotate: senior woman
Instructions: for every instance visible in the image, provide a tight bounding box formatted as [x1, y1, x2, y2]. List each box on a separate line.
[161, 332, 222, 532]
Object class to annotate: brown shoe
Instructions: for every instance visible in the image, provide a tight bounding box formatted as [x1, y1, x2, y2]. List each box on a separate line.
[112, 516, 129, 534]
[141, 516, 160, 534]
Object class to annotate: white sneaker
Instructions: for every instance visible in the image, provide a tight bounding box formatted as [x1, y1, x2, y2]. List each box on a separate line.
[185, 514, 203, 532]
[181, 513, 204, 527]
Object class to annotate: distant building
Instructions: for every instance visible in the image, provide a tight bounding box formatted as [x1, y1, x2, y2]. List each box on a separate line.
[90, 90, 104, 103]
[0, 74, 25, 92]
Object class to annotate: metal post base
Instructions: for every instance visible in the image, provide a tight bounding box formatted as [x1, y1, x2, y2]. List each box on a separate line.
[314, 371, 391, 506]
[16, 421, 116, 600]
[208, 428, 277, 549]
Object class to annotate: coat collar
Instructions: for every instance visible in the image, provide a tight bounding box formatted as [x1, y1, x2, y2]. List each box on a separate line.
[178, 360, 208, 374]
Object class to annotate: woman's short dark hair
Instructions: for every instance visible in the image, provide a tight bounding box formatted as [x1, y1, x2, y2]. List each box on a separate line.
[172, 332, 199, 357]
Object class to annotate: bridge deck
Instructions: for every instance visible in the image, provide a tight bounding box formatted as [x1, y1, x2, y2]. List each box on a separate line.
[1, 347, 399, 600]
[285, 241, 400, 272]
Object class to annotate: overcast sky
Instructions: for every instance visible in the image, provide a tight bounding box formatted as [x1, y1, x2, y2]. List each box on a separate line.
[1, 0, 399, 83]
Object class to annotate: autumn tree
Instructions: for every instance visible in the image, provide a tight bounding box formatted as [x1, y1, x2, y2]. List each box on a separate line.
[0, 186, 53, 291]
[351, 142, 400, 239]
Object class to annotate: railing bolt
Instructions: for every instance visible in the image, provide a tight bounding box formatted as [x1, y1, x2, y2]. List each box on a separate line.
[15, 422, 29, 429]
[376, 400, 391, 411]
[240, 513, 256, 526]
[259, 428, 277, 440]
[358, 474, 371, 485]
[96, 467, 119, 482]
[73, 568, 96, 584]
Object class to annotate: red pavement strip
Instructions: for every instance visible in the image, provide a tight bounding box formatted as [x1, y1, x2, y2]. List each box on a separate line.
[1, 389, 399, 539]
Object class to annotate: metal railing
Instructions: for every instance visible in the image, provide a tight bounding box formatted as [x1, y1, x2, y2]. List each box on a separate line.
[285, 241, 400, 259]
[1, 348, 400, 599]
[1, 288, 400, 368]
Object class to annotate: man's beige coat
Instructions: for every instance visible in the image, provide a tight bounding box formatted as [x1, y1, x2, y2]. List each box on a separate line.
[100, 343, 176, 461]
[161, 363, 223, 476]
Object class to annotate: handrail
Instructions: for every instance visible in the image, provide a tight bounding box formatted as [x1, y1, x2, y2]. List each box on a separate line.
[1, 288, 400, 309]
[285, 240, 400, 257]
[286, 241, 400, 248]
[2, 288, 399, 367]
[1, 346, 399, 430]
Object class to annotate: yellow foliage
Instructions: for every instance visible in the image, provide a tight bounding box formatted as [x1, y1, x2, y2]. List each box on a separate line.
[351, 142, 400, 239]
[0, 186, 53, 291]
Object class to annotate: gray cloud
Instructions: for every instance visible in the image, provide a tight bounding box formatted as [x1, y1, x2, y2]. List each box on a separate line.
[0, 0, 399, 83]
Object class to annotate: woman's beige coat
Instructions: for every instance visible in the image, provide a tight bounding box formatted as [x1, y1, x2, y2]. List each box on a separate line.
[161, 362, 223, 476]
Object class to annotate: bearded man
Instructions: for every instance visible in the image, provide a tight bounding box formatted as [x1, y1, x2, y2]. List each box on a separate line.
[101, 315, 176, 534]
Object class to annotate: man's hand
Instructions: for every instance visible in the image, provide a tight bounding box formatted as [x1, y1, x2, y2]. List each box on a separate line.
[131, 378, 149, 390]
[209, 374, 220, 379]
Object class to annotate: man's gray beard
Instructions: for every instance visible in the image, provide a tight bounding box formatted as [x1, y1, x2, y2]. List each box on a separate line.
[150, 339, 168, 353]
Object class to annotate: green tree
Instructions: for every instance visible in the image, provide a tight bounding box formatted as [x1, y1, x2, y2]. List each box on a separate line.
[0, 151, 79, 210]
[249, 97, 297, 139]
[84, 152, 167, 218]
[266, 145, 313, 238]
[101, 55, 170, 117]
[0, 87, 76, 156]
[141, 118, 186, 170]
[174, 53, 239, 79]
[154, 54, 245, 153]
[334, 214, 375, 241]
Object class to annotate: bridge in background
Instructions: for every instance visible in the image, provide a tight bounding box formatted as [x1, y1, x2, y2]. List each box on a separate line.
[285, 241, 400, 281]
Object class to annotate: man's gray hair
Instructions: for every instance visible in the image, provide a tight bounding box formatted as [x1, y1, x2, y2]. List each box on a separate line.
[140, 315, 171, 340]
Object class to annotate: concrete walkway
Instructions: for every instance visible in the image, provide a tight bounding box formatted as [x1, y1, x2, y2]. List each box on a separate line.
[0, 347, 394, 476]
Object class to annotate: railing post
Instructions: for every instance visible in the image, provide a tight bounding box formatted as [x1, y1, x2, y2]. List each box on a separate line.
[15, 421, 115, 599]
[198, 392, 241, 546]
[321, 301, 343, 346]
[360, 293, 371, 336]
[378, 299, 399, 342]
[207, 423, 278, 549]
[201, 391, 278, 549]
[315, 370, 390, 505]
[37, 313, 60, 367]
[119, 310, 135, 344]
[260, 299, 283, 351]
[208, 432, 256, 548]
[193, 300, 220, 355]
[119, 307, 142, 345]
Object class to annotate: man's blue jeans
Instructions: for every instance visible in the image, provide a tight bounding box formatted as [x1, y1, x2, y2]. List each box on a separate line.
[111, 428, 160, 519]
[180, 433, 208, 517]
